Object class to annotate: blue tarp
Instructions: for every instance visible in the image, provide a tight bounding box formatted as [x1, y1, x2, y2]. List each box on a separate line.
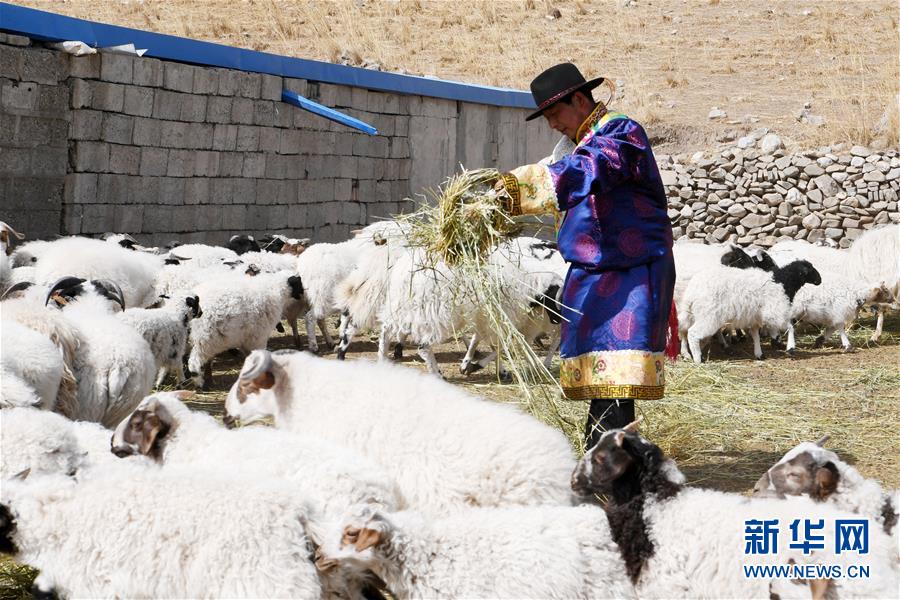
[0, 2, 536, 109]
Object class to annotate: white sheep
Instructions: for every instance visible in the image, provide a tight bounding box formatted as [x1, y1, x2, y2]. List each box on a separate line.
[0, 222, 25, 293]
[223, 349, 576, 516]
[33, 237, 165, 308]
[314, 502, 635, 599]
[118, 291, 202, 386]
[786, 273, 893, 352]
[681, 260, 821, 362]
[0, 408, 82, 479]
[9, 239, 53, 268]
[847, 225, 900, 342]
[187, 271, 305, 388]
[0, 469, 325, 599]
[572, 425, 900, 599]
[163, 242, 239, 267]
[0, 319, 64, 411]
[110, 391, 405, 515]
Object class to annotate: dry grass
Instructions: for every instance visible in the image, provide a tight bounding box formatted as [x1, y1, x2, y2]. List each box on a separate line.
[16, 0, 899, 152]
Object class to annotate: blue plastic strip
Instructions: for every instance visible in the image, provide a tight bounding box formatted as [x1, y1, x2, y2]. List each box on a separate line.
[282, 90, 377, 135]
[0, 2, 536, 109]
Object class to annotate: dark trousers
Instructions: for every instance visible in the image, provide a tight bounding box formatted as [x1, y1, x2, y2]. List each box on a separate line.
[584, 398, 635, 450]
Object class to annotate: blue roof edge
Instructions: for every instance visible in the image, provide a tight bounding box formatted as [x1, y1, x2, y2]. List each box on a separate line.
[0, 2, 536, 109]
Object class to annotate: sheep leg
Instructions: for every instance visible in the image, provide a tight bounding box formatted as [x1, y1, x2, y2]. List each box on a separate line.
[317, 319, 334, 351]
[154, 366, 168, 388]
[542, 330, 561, 370]
[417, 344, 443, 377]
[202, 361, 213, 390]
[840, 327, 853, 352]
[459, 332, 480, 374]
[687, 328, 705, 364]
[187, 349, 205, 388]
[716, 329, 729, 348]
[289, 317, 301, 349]
[870, 308, 884, 342]
[304, 311, 319, 353]
[680, 335, 691, 360]
[377, 324, 391, 361]
[393, 333, 406, 359]
[785, 323, 797, 355]
[335, 317, 358, 360]
[815, 327, 835, 348]
[750, 328, 763, 360]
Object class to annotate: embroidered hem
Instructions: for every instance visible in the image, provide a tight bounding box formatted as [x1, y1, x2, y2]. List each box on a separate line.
[499, 173, 522, 216]
[560, 350, 666, 401]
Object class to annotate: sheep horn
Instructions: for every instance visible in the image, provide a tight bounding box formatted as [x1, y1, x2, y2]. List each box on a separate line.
[91, 279, 126, 311]
[0, 222, 25, 240]
[45, 276, 86, 306]
[814, 434, 831, 447]
[623, 415, 644, 432]
[167, 253, 192, 262]
[1, 281, 33, 300]
[239, 350, 273, 381]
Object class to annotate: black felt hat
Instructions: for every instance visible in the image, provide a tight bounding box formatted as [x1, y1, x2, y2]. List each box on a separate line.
[525, 63, 604, 121]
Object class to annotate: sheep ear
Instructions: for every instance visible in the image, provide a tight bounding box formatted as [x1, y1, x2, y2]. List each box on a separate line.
[11, 468, 30, 481]
[612, 431, 626, 447]
[812, 462, 839, 500]
[173, 390, 195, 400]
[814, 434, 830, 447]
[751, 472, 773, 496]
[353, 527, 383, 552]
[623, 416, 644, 432]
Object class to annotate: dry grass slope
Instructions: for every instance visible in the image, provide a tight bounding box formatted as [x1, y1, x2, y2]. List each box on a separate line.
[17, 0, 899, 152]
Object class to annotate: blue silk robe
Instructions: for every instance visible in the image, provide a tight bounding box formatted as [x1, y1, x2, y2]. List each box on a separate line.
[499, 107, 675, 401]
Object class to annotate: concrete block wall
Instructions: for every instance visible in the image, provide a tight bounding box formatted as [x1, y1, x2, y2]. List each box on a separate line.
[0, 36, 558, 245]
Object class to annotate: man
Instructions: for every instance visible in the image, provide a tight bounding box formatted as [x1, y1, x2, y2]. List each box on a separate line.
[495, 63, 676, 450]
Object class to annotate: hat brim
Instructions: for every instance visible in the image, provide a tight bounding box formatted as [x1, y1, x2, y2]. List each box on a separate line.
[525, 76, 605, 121]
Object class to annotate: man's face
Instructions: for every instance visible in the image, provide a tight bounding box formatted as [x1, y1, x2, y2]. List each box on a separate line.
[542, 93, 594, 141]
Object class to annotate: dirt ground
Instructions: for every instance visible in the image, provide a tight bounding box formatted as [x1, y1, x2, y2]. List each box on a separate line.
[186, 311, 900, 493]
[17, 0, 899, 153]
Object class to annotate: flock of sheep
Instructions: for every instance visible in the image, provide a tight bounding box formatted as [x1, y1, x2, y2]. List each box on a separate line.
[0, 219, 898, 598]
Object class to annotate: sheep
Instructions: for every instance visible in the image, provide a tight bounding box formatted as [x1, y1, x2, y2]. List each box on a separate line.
[0, 369, 42, 410]
[0, 221, 25, 292]
[571, 424, 900, 599]
[111, 391, 405, 515]
[0, 297, 80, 415]
[45, 277, 156, 427]
[9, 239, 53, 268]
[672, 240, 737, 308]
[0, 469, 326, 599]
[753, 437, 898, 547]
[225, 233, 261, 255]
[0, 319, 65, 411]
[681, 260, 821, 362]
[157, 242, 238, 268]
[786, 274, 893, 352]
[223, 349, 576, 516]
[313, 502, 635, 599]
[187, 271, 304, 388]
[847, 225, 900, 342]
[0, 408, 83, 479]
[118, 291, 202, 386]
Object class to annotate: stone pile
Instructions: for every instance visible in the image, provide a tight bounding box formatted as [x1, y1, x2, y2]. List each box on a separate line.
[658, 136, 900, 247]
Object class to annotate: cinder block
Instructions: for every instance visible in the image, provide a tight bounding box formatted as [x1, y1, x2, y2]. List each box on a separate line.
[133, 57, 165, 87]
[0, 147, 30, 176]
[264, 154, 288, 180]
[293, 107, 321, 130]
[186, 123, 214, 150]
[180, 94, 207, 122]
[22, 49, 66, 85]
[383, 93, 401, 115]
[194, 151, 220, 177]
[133, 176, 160, 205]
[334, 85, 352, 108]
[101, 113, 134, 144]
[193, 68, 219, 94]
[255, 179, 278, 204]
[253, 100, 275, 126]
[73, 141, 109, 172]
[167, 149, 196, 177]
[357, 179, 376, 203]
[69, 79, 92, 108]
[273, 104, 293, 128]
[212, 124, 238, 151]
[100, 53, 133, 84]
[133, 117, 162, 146]
[339, 201, 361, 224]
[152, 89, 184, 120]
[337, 156, 358, 180]
[367, 91, 387, 113]
[370, 114, 394, 137]
[216, 68, 239, 96]
[266, 204, 288, 228]
[62, 203, 83, 234]
[242, 153, 266, 178]
[218, 152, 244, 177]
[280, 129, 302, 155]
[184, 177, 210, 205]
[97, 174, 131, 204]
[164, 62, 194, 93]
[113, 204, 143, 232]
[159, 177, 186, 205]
[276, 180, 297, 204]
[210, 178, 235, 204]
[236, 125, 260, 152]
[334, 178, 353, 202]
[122, 86, 154, 117]
[142, 204, 173, 232]
[231, 97, 254, 124]
[160, 121, 188, 148]
[283, 78, 307, 97]
[64, 173, 99, 204]
[109, 145, 141, 175]
[14, 116, 67, 148]
[1, 80, 38, 111]
[258, 127, 280, 153]
[304, 155, 324, 179]
[139, 147, 168, 176]
[238, 72, 262, 98]
[90, 82, 125, 112]
[356, 156, 377, 179]
[69, 54, 100, 79]
[395, 115, 409, 136]
[244, 204, 267, 230]
[287, 203, 307, 228]
[222, 204, 247, 229]
[32, 83, 65, 115]
[233, 178, 257, 205]
[206, 96, 232, 123]
[375, 180, 391, 203]
[81, 204, 114, 233]
[261, 74, 282, 101]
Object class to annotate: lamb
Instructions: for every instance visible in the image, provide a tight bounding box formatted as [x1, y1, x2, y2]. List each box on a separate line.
[187, 271, 304, 388]
[111, 391, 405, 515]
[9, 239, 53, 268]
[0, 319, 65, 411]
[0, 221, 25, 293]
[847, 225, 900, 342]
[33, 237, 165, 308]
[45, 277, 156, 427]
[118, 291, 202, 386]
[681, 259, 821, 362]
[225, 233, 261, 254]
[786, 274, 893, 352]
[571, 423, 900, 599]
[0, 469, 325, 599]
[753, 437, 898, 546]
[157, 242, 239, 268]
[313, 502, 635, 599]
[223, 349, 576, 516]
